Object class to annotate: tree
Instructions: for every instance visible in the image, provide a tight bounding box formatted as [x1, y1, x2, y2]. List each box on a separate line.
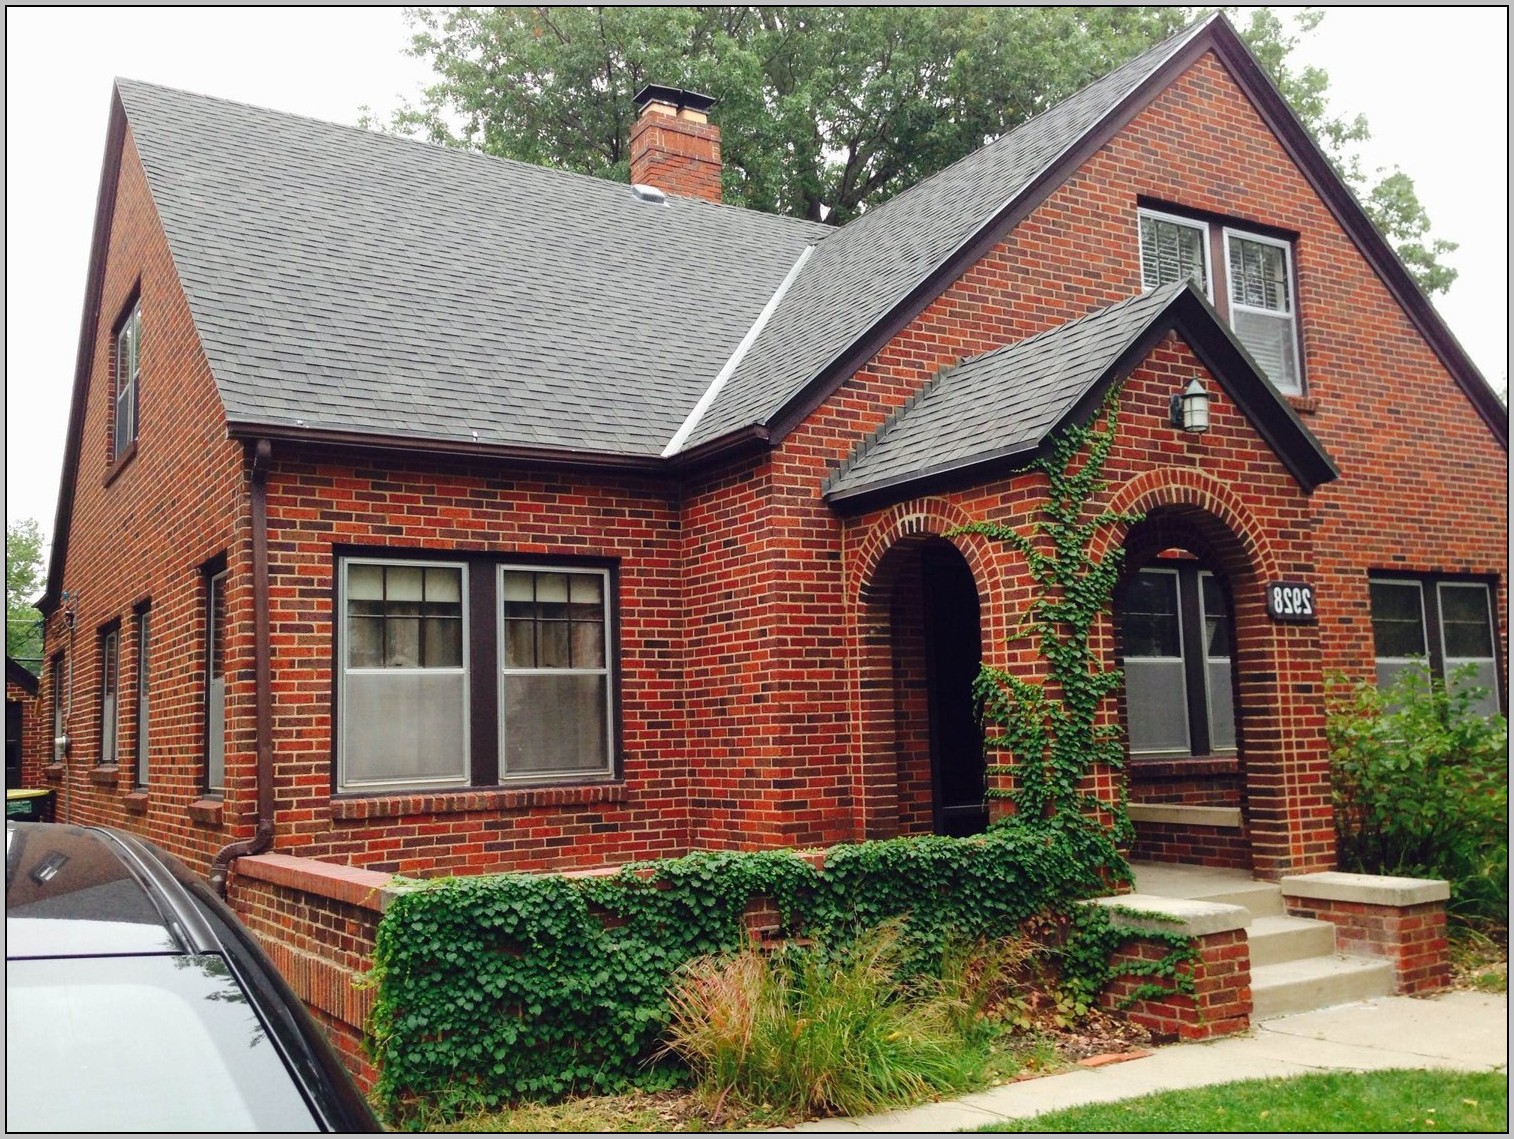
[6, 518, 45, 671]
[384, 5, 1456, 292]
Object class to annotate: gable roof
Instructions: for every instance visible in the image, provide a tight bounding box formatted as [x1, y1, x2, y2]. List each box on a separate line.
[823, 282, 1338, 510]
[115, 79, 830, 462]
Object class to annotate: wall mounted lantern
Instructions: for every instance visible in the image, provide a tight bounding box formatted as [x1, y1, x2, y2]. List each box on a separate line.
[1170, 377, 1211, 434]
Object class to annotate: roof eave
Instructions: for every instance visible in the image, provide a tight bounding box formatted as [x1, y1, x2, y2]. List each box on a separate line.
[41, 86, 129, 617]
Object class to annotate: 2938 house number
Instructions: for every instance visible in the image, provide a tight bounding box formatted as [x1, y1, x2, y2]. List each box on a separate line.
[1267, 581, 1316, 622]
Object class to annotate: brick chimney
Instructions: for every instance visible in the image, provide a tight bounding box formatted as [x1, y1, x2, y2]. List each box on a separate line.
[629, 85, 722, 203]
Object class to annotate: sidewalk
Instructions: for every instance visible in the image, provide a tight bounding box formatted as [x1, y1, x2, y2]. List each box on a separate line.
[784, 992, 1508, 1132]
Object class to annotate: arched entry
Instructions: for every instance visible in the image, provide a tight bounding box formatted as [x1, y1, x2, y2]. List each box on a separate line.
[859, 531, 987, 838]
[1114, 505, 1254, 870]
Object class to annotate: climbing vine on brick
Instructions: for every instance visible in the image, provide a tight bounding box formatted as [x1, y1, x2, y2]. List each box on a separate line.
[952, 384, 1141, 858]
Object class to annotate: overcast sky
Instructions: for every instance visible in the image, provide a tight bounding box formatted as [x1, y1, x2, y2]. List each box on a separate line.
[4, 6, 1508, 542]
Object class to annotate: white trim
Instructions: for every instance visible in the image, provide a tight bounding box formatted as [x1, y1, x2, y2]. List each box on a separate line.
[337, 557, 471, 793]
[496, 564, 615, 782]
[661, 244, 816, 457]
[1222, 226, 1301, 394]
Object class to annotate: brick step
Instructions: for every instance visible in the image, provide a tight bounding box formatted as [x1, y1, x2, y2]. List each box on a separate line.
[1250, 953, 1394, 1019]
[1246, 914, 1337, 967]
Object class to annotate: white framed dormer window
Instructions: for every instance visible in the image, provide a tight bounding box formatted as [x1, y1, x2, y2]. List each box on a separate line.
[1138, 208, 1303, 395]
[339, 559, 470, 792]
[499, 567, 614, 780]
[1139, 209, 1212, 298]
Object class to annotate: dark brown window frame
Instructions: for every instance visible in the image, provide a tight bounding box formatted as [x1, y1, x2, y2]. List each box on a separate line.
[1367, 571, 1504, 714]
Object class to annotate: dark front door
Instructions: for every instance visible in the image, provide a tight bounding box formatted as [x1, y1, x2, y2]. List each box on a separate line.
[6, 700, 23, 789]
[923, 546, 985, 836]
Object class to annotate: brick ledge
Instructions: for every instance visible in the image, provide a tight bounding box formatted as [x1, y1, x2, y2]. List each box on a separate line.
[234, 852, 400, 913]
[329, 781, 629, 821]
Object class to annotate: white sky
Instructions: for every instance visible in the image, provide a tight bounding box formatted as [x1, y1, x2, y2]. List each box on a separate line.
[3, 6, 1508, 543]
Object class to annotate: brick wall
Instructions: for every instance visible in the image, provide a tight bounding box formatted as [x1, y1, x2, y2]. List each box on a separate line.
[1101, 927, 1251, 1040]
[39, 126, 249, 868]
[1285, 895, 1450, 995]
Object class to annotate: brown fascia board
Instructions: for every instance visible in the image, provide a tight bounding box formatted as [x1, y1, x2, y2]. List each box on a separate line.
[41, 89, 129, 617]
[1185, 20, 1506, 449]
[765, 16, 1506, 456]
[7, 657, 41, 694]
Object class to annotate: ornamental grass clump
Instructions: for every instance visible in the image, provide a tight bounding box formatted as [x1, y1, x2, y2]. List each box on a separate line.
[660, 921, 990, 1120]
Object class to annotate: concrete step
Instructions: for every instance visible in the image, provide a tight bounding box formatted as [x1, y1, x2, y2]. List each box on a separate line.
[1251, 954, 1394, 1019]
[1131, 864, 1285, 918]
[1246, 914, 1337, 967]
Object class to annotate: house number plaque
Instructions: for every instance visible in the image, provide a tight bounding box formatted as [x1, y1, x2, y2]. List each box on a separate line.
[1267, 581, 1316, 622]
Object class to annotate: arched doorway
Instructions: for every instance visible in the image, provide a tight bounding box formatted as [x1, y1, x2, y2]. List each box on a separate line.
[1114, 506, 1252, 870]
[864, 534, 986, 838]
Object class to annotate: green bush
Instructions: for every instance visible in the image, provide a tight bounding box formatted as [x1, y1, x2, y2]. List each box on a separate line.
[661, 921, 987, 1119]
[1327, 663, 1508, 924]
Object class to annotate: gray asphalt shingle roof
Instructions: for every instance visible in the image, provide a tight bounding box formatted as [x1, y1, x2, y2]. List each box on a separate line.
[114, 18, 1212, 461]
[822, 283, 1191, 502]
[117, 79, 829, 457]
[679, 18, 1212, 451]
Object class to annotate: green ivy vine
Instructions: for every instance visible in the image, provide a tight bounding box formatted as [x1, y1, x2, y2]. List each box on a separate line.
[951, 384, 1141, 862]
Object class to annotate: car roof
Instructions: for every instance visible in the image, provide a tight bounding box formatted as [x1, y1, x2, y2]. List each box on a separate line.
[6, 821, 206, 957]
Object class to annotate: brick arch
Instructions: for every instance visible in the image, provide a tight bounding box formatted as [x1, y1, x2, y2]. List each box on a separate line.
[1097, 467, 1331, 879]
[1094, 467, 1283, 584]
[846, 498, 1013, 841]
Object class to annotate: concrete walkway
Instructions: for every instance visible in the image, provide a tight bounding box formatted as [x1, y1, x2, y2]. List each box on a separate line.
[783, 992, 1508, 1132]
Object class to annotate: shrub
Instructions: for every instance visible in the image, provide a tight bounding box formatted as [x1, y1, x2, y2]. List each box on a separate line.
[1327, 663, 1508, 924]
[661, 921, 993, 1119]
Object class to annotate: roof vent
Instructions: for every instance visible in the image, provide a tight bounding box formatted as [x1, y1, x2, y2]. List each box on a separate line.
[630, 183, 668, 205]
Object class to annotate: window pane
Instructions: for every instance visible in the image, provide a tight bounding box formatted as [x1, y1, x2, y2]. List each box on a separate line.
[538, 621, 571, 668]
[1369, 581, 1426, 658]
[425, 567, 461, 603]
[348, 563, 383, 600]
[1206, 659, 1236, 752]
[387, 566, 424, 602]
[503, 674, 608, 775]
[1125, 659, 1190, 754]
[1228, 237, 1291, 312]
[207, 676, 225, 791]
[569, 574, 603, 605]
[1448, 661, 1502, 718]
[1124, 571, 1181, 658]
[1201, 574, 1231, 657]
[345, 671, 467, 785]
[505, 619, 536, 668]
[137, 613, 150, 785]
[1232, 309, 1300, 392]
[1140, 215, 1207, 292]
[423, 617, 463, 667]
[1439, 584, 1494, 658]
[349, 617, 384, 668]
[384, 617, 422, 667]
[572, 621, 605, 668]
[502, 572, 535, 605]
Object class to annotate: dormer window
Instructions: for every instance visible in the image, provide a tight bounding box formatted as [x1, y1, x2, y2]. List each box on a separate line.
[113, 298, 141, 461]
[1139, 208, 1302, 395]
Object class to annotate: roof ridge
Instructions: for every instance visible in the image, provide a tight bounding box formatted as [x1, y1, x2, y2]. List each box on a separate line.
[113, 77, 835, 241]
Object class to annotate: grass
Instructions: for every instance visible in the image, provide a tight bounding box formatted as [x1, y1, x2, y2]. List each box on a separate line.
[974, 1069, 1508, 1133]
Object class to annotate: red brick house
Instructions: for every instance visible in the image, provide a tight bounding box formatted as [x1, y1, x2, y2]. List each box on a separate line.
[36, 15, 1506, 890]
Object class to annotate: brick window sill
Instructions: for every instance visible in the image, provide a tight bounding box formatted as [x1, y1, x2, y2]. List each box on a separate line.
[43, 764, 65, 783]
[330, 781, 628, 822]
[89, 765, 122, 786]
[1286, 394, 1320, 416]
[188, 797, 224, 827]
[1129, 755, 1240, 780]
[123, 791, 149, 814]
[103, 440, 138, 487]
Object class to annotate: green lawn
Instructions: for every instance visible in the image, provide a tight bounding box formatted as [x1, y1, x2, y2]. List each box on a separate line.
[975, 1069, 1507, 1133]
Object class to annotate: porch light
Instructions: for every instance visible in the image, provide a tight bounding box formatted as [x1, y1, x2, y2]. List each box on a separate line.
[1170, 378, 1211, 434]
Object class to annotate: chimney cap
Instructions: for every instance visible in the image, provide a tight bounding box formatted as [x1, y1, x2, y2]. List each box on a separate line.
[633, 84, 716, 116]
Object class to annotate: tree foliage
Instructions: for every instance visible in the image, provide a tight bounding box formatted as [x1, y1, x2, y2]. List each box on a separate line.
[385, 6, 1456, 292]
[6, 518, 45, 670]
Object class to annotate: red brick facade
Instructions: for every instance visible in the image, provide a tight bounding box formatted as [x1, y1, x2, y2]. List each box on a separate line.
[40, 47, 1506, 892]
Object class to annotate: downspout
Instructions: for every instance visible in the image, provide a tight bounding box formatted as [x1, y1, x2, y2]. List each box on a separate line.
[210, 438, 276, 896]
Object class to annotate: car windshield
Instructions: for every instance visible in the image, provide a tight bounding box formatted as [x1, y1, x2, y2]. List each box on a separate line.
[6, 953, 320, 1132]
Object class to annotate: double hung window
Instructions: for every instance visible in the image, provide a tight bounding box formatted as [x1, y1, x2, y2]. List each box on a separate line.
[1369, 576, 1502, 715]
[99, 627, 120, 765]
[1122, 565, 1236, 757]
[206, 567, 227, 793]
[337, 556, 616, 793]
[135, 605, 150, 787]
[113, 299, 141, 461]
[1138, 208, 1301, 394]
